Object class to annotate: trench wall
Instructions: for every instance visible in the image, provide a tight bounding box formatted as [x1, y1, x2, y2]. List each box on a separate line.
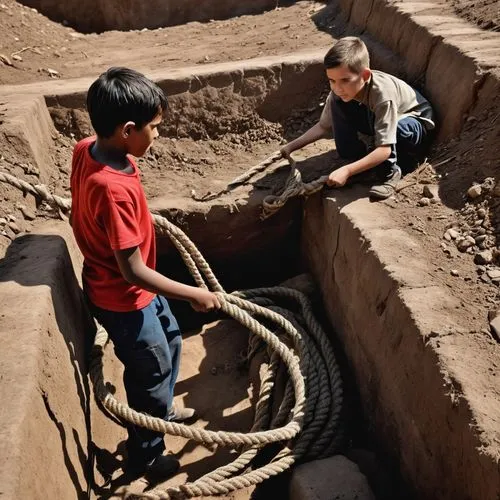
[302, 189, 500, 500]
[16, 0, 298, 33]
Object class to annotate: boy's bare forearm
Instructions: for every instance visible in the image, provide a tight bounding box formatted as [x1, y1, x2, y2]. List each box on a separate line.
[345, 145, 392, 176]
[130, 265, 203, 302]
[326, 145, 392, 187]
[116, 247, 204, 303]
[283, 122, 331, 154]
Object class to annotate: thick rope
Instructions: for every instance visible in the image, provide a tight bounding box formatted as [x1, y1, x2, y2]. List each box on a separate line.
[187, 152, 328, 220]
[261, 161, 328, 220]
[190, 150, 283, 202]
[0, 170, 343, 499]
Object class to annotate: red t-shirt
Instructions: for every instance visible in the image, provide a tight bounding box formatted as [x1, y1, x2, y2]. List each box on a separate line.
[70, 137, 155, 312]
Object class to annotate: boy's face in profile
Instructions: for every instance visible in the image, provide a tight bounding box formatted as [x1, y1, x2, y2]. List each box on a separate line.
[124, 110, 162, 157]
[326, 64, 371, 102]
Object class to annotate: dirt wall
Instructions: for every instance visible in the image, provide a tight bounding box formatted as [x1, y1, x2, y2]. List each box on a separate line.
[0, 222, 91, 499]
[17, 0, 297, 33]
[302, 189, 500, 500]
[46, 54, 327, 141]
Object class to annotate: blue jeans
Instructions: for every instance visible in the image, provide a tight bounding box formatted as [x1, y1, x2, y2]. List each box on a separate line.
[331, 96, 429, 180]
[88, 295, 182, 468]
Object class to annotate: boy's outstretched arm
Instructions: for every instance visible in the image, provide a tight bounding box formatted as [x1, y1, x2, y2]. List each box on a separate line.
[326, 145, 391, 187]
[115, 246, 221, 312]
[281, 121, 331, 157]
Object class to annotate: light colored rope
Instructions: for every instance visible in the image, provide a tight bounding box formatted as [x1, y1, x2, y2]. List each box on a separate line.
[0, 170, 344, 499]
[0, 171, 72, 211]
[188, 151, 328, 219]
[261, 159, 327, 220]
[190, 150, 283, 202]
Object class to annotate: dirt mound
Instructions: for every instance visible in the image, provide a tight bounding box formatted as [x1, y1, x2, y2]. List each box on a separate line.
[451, 0, 500, 31]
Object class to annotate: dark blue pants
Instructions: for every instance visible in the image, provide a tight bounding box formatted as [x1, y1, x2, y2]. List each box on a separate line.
[331, 96, 429, 180]
[89, 295, 182, 468]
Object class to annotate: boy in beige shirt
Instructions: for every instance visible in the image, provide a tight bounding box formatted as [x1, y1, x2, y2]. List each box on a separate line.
[281, 36, 435, 199]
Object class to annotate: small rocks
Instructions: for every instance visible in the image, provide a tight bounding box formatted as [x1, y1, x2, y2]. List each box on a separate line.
[0, 217, 6, 226]
[481, 177, 495, 193]
[451, 269, 459, 277]
[418, 197, 431, 206]
[467, 184, 482, 199]
[444, 228, 460, 240]
[20, 206, 36, 221]
[422, 184, 439, 200]
[443, 178, 500, 275]
[474, 250, 493, 265]
[8, 221, 20, 234]
[486, 269, 500, 280]
[457, 236, 475, 252]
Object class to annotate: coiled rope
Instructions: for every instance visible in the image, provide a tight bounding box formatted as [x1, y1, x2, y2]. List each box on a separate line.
[0, 169, 343, 499]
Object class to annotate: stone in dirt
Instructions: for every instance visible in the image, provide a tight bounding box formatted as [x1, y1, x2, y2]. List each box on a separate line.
[418, 197, 431, 206]
[486, 269, 500, 280]
[445, 228, 460, 240]
[20, 206, 36, 221]
[423, 184, 440, 200]
[290, 455, 376, 500]
[475, 250, 494, 265]
[457, 236, 475, 252]
[7, 222, 20, 234]
[467, 185, 482, 199]
[488, 311, 500, 342]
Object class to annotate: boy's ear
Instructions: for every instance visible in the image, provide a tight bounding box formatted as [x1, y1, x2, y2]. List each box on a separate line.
[361, 68, 371, 82]
[122, 121, 136, 138]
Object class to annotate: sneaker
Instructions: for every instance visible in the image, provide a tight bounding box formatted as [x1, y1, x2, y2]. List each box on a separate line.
[369, 167, 402, 200]
[125, 454, 180, 482]
[144, 454, 180, 483]
[168, 406, 197, 423]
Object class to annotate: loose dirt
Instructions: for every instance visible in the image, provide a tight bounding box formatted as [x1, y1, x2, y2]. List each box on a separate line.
[0, 1, 331, 85]
[1, 0, 498, 87]
[451, 0, 500, 31]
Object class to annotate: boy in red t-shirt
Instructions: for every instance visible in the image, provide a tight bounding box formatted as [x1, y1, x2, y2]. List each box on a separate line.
[70, 67, 220, 482]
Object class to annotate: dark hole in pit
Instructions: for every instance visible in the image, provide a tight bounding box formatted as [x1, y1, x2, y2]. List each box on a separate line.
[155, 208, 414, 500]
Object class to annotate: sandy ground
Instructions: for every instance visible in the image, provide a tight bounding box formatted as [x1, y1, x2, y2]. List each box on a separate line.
[0, 0, 498, 86]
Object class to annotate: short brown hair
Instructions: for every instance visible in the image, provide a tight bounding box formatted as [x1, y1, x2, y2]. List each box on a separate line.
[323, 37, 370, 73]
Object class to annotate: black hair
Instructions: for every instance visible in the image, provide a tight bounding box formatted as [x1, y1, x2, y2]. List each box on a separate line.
[86, 67, 168, 138]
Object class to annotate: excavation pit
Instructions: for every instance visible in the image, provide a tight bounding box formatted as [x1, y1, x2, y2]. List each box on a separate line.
[0, 14, 499, 499]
